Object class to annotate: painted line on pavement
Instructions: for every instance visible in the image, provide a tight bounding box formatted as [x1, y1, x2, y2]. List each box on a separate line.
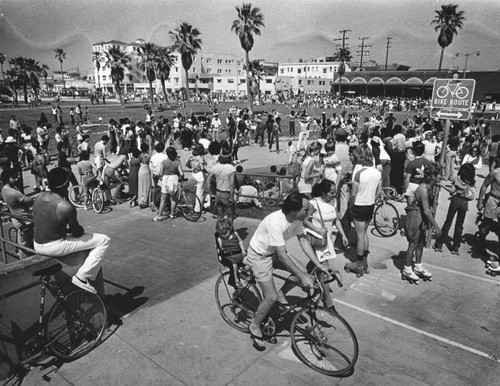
[332, 299, 500, 363]
[425, 263, 500, 285]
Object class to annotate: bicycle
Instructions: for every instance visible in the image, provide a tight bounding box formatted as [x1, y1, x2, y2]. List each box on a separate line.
[373, 186, 400, 237]
[150, 177, 201, 222]
[214, 241, 359, 376]
[68, 179, 105, 214]
[0, 263, 107, 369]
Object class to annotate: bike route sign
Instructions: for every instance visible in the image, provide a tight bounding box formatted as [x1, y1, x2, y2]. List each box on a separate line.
[430, 78, 475, 121]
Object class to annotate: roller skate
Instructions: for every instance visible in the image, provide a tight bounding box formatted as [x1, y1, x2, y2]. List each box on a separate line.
[401, 268, 419, 284]
[413, 266, 433, 282]
[486, 260, 500, 277]
[344, 260, 365, 278]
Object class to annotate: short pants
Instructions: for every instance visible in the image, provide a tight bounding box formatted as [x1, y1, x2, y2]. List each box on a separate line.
[351, 204, 375, 222]
[161, 175, 178, 194]
[243, 246, 287, 282]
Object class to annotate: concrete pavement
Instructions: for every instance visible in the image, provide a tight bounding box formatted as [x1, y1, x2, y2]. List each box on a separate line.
[5, 144, 500, 385]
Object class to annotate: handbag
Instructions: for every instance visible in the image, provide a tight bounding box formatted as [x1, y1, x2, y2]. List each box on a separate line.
[305, 201, 328, 249]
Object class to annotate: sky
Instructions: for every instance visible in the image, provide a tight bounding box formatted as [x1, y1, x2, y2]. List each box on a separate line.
[1, 0, 499, 75]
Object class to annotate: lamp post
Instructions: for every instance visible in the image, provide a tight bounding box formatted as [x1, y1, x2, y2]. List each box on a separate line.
[456, 51, 480, 79]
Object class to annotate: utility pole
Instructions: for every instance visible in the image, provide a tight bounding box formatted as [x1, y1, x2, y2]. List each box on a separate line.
[384, 37, 392, 71]
[356, 37, 371, 69]
[333, 29, 351, 96]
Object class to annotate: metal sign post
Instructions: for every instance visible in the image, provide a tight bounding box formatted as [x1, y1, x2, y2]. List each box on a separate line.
[426, 78, 476, 247]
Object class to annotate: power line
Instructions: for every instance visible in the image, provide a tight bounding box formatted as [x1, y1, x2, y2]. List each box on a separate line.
[385, 37, 392, 71]
[356, 37, 371, 69]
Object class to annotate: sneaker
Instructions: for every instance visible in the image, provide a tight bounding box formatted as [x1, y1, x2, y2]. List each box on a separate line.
[72, 275, 97, 294]
[153, 215, 167, 222]
[451, 249, 460, 255]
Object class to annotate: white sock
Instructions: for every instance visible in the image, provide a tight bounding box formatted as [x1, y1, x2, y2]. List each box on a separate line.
[414, 263, 423, 271]
[404, 266, 413, 272]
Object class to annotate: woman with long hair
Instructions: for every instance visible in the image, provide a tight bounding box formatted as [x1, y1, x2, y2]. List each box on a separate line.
[137, 143, 152, 208]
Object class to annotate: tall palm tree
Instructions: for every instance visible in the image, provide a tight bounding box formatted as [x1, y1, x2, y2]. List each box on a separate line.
[137, 42, 158, 107]
[156, 47, 175, 106]
[431, 4, 465, 74]
[41, 64, 50, 91]
[0, 53, 7, 87]
[231, 3, 264, 114]
[54, 48, 67, 89]
[332, 47, 352, 96]
[92, 51, 102, 91]
[105, 46, 131, 107]
[170, 22, 202, 102]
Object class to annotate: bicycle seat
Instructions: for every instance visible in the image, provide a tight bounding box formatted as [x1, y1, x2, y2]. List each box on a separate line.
[32, 263, 62, 277]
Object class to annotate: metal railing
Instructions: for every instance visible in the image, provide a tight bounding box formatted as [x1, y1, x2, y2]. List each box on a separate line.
[0, 210, 36, 265]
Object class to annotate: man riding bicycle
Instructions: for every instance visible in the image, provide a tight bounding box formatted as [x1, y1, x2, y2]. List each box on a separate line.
[244, 192, 328, 351]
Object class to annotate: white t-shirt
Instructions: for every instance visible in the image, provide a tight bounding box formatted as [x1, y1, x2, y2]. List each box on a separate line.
[323, 154, 342, 183]
[249, 210, 304, 256]
[149, 152, 168, 176]
[199, 138, 211, 150]
[353, 167, 381, 206]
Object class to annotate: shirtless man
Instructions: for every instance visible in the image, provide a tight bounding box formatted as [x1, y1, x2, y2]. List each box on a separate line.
[476, 167, 500, 260]
[102, 152, 127, 205]
[33, 168, 110, 294]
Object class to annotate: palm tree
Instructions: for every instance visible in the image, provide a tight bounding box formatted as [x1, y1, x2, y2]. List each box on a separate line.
[105, 46, 131, 107]
[431, 4, 465, 74]
[41, 64, 50, 91]
[231, 3, 265, 114]
[137, 42, 158, 107]
[332, 47, 352, 96]
[92, 51, 102, 91]
[156, 47, 175, 106]
[0, 53, 7, 87]
[170, 22, 202, 102]
[54, 48, 67, 89]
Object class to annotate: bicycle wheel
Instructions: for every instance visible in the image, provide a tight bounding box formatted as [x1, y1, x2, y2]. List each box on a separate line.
[291, 306, 358, 376]
[262, 183, 280, 207]
[373, 201, 399, 237]
[214, 271, 262, 333]
[436, 86, 449, 99]
[68, 185, 85, 208]
[92, 187, 105, 213]
[46, 290, 107, 361]
[178, 189, 201, 222]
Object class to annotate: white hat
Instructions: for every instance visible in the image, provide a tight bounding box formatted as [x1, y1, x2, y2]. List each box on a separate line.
[5, 136, 16, 143]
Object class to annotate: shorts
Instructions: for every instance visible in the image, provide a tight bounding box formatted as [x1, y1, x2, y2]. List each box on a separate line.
[243, 247, 286, 282]
[161, 175, 178, 194]
[405, 210, 426, 244]
[351, 204, 374, 222]
[484, 194, 500, 220]
[404, 182, 419, 198]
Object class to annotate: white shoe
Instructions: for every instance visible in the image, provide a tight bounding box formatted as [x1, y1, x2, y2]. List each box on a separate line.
[72, 275, 97, 294]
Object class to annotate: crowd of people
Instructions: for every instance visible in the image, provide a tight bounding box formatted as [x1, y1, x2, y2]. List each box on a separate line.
[1, 99, 499, 349]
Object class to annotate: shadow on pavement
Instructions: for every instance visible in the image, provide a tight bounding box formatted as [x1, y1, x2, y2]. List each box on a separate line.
[104, 282, 148, 324]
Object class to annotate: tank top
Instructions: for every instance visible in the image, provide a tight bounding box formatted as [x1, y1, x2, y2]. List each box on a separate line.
[33, 192, 67, 243]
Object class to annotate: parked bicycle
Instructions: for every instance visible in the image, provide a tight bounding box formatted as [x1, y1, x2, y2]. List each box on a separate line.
[150, 177, 201, 222]
[0, 263, 107, 369]
[214, 236, 359, 376]
[373, 186, 400, 237]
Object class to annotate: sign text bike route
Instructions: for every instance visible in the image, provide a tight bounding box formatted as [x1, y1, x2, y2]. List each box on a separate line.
[430, 78, 476, 121]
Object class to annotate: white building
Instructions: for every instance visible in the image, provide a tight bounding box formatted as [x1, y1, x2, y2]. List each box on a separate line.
[277, 56, 350, 94]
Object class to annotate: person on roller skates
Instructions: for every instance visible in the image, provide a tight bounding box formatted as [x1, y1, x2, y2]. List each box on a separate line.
[476, 166, 500, 263]
[402, 162, 442, 284]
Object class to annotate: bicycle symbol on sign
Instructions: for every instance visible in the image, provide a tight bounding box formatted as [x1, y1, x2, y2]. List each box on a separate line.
[436, 80, 469, 100]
